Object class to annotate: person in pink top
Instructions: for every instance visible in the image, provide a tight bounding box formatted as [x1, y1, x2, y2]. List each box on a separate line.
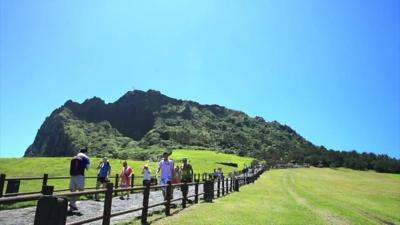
[120, 161, 133, 200]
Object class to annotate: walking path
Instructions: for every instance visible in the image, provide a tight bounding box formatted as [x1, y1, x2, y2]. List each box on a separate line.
[0, 185, 205, 225]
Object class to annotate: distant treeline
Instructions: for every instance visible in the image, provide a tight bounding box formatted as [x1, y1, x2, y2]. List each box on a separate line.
[261, 146, 400, 173]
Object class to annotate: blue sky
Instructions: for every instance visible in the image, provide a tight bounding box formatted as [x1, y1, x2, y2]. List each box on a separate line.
[0, 0, 399, 158]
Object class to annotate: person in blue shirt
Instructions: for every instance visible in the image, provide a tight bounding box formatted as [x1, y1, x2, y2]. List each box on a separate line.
[95, 157, 111, 201]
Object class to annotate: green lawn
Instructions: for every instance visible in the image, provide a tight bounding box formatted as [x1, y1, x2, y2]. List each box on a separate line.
[129, 168, 400, 225]
[0, 149, 253, 194]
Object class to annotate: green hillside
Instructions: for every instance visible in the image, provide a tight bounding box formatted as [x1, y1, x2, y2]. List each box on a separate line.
[25, 90, 400, 174]
[24, 90, 318, 163]
[0, 149, 253, 194]
[129, 168, 400, 225]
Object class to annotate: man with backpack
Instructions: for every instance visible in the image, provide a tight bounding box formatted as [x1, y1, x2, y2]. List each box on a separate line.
[69, 148, 91, 211]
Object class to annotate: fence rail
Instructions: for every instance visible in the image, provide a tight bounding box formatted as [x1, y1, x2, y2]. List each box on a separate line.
[0, 167, 265, 225]
[0, 172, 221, 198]
[0, 173, 149, 198]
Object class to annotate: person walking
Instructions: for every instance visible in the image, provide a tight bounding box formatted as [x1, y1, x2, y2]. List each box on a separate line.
[69, 148, 90, 211]
[157, 151, 174, 200]
[95, 157, 111, 201]
[181, 157, 193, 203]
[120, 161, 133, 200]
[181, 158, 193, 183]
[173, 165, 181, 184]
[142, 164, 152, 186]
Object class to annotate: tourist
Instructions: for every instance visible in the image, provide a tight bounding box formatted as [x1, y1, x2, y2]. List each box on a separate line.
[218, 168, 224, 178]
[69, 148, 91, 211]
[181, 158, 193, 183]
[120, 161, 133, 200]
[95, 157, 111, 201]
[157, 151, 174, 200]
[173, 165, 181, 184]
[142, 164, 151, 186]
[213, 168, 218, 180]
[181, 158, 193, 203]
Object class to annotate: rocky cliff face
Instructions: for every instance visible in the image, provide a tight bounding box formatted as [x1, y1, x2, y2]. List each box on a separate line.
[25, 89, 318, 161]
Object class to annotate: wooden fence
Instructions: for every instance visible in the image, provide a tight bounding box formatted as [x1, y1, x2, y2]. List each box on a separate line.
[0, 167, 265, 225]
[0, 173, 146, 198]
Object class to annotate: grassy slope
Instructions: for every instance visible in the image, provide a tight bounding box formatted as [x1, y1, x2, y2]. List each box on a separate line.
[0, 149, 253, 193]
[135, 168, 400, 225]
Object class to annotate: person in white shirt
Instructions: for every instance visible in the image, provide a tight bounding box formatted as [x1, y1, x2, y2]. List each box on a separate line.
[142, 164, 152, 186]
[157, 152, 175, 200]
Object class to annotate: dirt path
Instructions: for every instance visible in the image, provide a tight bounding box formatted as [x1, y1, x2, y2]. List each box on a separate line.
[0, 185, 204, 225]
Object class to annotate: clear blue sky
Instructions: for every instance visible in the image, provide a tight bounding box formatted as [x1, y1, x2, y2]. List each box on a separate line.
[1, 0, 399, 158]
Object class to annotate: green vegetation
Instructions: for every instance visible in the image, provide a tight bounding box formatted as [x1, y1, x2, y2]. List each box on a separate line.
[124, 168, 400, 225]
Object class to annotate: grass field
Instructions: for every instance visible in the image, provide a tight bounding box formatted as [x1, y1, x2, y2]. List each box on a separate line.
[0, 149, 253, 194]
[127, 168, 400, 225]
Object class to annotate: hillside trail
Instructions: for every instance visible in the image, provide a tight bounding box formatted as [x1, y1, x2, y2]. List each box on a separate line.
[282, 170, 352, 225]
[0, 185, 204, 225]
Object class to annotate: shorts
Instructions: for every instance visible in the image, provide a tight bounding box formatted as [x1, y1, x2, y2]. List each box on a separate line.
[97, 177, 108, 183]
[70, 175, 85, 191]
[160, 177, 171, 185]
[182, 178, 192, 183]
[143, 180, 151, 186]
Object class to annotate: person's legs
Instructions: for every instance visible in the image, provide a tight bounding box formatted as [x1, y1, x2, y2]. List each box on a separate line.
[119, 182, 127, 200]
[95, 177, 107, 200]
[160, 178, 167, 200]
[95, 179, 101, 200]
[69, 191, 78, 210]
[69, 176, 78, 210]
[70, 175, 85, 209]
[120, 186, 125, 200]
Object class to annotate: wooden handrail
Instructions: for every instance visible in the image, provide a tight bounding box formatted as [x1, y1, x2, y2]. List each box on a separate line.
[5, 175, 145, 181]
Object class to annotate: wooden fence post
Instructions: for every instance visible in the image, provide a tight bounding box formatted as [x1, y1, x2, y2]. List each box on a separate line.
[141, 184, 150, 224]
[114, 174, 119, 196]
[230, 178, 233, 192]
[226, 178, 229, 194]
[165, 181, 172, 216]
[42, 174, 48, 187]
[102, 182, 113, 225]
[182, 183, 187, 208]
[41, 185, 54, 195]
[202, 173, 207, 181]
[221, 177, 225, 196]
[194, 181, 199, 204]
[203, 180, 213, 202]
[0, 174, 5, 198]
[234, 178, 239, 192]
[130, 174, 135, 194]
[217, 178, 220, 198]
